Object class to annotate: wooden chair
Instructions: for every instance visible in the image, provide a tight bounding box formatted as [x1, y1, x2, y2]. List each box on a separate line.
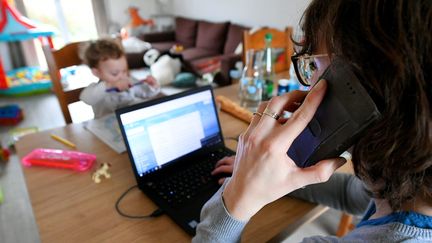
[336, 213, 355, 237]
[243, 27, 294, 73]
[43, 41, 90, 124]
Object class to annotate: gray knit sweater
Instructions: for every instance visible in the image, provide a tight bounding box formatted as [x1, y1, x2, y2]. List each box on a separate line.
[193, 174, 432, 242]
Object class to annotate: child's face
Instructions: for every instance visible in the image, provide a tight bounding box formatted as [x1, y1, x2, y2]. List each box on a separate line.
[92, 56, 129, 85]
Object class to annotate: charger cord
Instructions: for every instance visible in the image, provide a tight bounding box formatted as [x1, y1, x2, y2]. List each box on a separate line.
[115, 185, 164, 219]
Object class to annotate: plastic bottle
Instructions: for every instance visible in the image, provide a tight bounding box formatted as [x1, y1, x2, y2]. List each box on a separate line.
[239, 49, 263, 110]
[288, 64, 302, 91]
[277, 79, 290, 96]
[262, 33, 275, 100]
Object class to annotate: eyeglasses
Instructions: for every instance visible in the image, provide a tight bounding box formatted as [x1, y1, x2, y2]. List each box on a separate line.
[291, 53, 328, 86]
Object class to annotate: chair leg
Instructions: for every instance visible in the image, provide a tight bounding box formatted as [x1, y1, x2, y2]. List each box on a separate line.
[336, 213, 354, 237]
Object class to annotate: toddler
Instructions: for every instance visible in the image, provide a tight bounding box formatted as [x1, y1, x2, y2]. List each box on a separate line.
[80, 39, 160, 118]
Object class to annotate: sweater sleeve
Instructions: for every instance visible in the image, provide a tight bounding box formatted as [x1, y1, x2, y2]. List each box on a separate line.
[193, 181, 248, 243]
[289, 173, 371, 216]
[79, 82, 107, 106]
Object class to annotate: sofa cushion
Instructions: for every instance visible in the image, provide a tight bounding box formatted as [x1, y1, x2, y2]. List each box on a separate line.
[126, 52, 146, 69]
[175, 17, 198, 48]
[224, 24, 249, 54]
[195, 21, 229, 53]
[190, 56, 222, 75]
[181, 48, 220, 61]
[151, 41, 176, 52]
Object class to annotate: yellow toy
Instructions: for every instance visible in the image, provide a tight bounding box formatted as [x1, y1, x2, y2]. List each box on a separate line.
[0, 185, 3, 204]
[92, 162, 111, 183]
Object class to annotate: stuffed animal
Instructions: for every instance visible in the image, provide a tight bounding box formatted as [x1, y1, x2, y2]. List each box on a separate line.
[121, 6, 155, 38]
[144, 49, 181, 86]
[92, 163, 111, 183]
[143, 48, 160, 66]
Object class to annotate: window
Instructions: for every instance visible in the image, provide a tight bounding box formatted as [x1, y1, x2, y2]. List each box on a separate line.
[22, 0, 98, 48]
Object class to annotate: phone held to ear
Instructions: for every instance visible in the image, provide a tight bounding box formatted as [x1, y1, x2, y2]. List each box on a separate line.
[287, 58, 381, 168]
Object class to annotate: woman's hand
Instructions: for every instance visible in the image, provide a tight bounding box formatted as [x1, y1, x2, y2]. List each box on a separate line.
[222, 80, 346, 221]
[212, 156, 235, 185]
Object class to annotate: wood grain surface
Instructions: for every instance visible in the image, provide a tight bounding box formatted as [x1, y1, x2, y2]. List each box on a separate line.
[15, 82, 324, 243]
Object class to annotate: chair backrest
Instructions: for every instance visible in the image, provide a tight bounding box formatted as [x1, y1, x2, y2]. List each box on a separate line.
[243, 27, 294, 73]
[43, 41, 89, 124]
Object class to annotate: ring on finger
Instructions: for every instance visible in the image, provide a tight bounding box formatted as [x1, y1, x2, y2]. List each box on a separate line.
[263, 107, 280, 120]
[253, 112, 263, 117]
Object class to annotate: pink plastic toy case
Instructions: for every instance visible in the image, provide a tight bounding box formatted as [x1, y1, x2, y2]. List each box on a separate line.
[22, 148, 96, 171]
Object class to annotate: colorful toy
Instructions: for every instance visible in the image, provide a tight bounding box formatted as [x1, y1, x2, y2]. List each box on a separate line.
[21, 148, 96, 172]
[0, 146, 10, 176]
[5, 126, 38, 148]
[0, 66, 52, 96]
[0, 104, 23, 126]
[92, 163, 112, 183]
[121, 6, 155, 38]
[128, 6, 154, 28]
[0, 0, 55, 91]
[0, 147, 9, 162]
[0, 59, 6, 89]
[0, 185, 3, 204]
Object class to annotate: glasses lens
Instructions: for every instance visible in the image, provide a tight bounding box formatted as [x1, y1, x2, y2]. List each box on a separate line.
[297, 56, 317, 86]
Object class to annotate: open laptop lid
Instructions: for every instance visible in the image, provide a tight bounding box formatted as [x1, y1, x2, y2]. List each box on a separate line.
[115, 86, 225, 184]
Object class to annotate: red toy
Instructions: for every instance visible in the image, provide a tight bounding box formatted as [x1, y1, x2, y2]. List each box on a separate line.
[0, 147, 9, 162]
[0, 104, 23, 125]
[21, 148, 96, 172]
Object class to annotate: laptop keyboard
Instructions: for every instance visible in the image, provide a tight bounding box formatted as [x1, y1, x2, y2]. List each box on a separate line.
[146, 148, 234, 206]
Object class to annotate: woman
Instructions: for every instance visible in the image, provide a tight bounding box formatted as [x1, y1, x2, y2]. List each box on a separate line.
[193, 0, 432, 241]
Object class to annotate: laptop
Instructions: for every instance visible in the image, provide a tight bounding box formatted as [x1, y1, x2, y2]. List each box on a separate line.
[115, 85, 235, 235]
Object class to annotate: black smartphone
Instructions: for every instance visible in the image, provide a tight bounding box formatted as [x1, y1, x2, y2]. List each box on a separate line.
[287, 57, 381, 168]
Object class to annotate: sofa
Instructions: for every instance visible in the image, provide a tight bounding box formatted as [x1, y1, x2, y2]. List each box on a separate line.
[127, 16, 249, 86]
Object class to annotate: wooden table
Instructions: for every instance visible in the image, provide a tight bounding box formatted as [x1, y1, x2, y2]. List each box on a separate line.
[15, 84, 326, 243]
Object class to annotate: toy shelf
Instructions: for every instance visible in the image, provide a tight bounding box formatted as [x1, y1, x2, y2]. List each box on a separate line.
[0, 0, 55, 95]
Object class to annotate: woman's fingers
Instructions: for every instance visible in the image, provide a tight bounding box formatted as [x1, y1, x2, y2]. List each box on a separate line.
[215, 156, 235, 168]
[279, 80, 327, 145]
[254, 90, 309, 133]
[211, 164, 233, 175]
[250, 102, 268, 127]
[282, 90, 308, 112]
[241, 102, 268, 141]
[256, 96, 289, 130]
[295, 157, 346, 187]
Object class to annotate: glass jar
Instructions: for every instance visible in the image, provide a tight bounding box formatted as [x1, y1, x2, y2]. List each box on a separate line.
[239, 49, 263, 111]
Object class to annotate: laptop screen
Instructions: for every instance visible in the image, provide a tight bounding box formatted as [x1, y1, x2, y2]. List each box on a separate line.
[118, 88, 222, 177]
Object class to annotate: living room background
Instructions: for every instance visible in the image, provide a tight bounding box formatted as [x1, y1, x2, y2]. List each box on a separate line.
[107, 0, 310, 35]
[1, 0, 310, 71]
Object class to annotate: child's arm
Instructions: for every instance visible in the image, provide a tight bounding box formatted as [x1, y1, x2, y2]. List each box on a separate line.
[142, 75, 159, 88]
[106, 79, 131, 92]
[80, 82, 107, 105]
[130, 75, 160, 99]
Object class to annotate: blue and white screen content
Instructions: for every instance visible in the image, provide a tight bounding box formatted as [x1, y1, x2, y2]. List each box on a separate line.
[120, 90, 221, 177]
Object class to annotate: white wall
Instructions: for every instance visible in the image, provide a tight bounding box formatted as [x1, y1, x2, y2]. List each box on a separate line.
[105, 0, 311, 34]
[170, 0, 311, 32]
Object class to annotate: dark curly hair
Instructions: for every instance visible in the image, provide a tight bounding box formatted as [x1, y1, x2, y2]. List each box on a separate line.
[297, 0, 432, 210]
[84, 38, 124, 68]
